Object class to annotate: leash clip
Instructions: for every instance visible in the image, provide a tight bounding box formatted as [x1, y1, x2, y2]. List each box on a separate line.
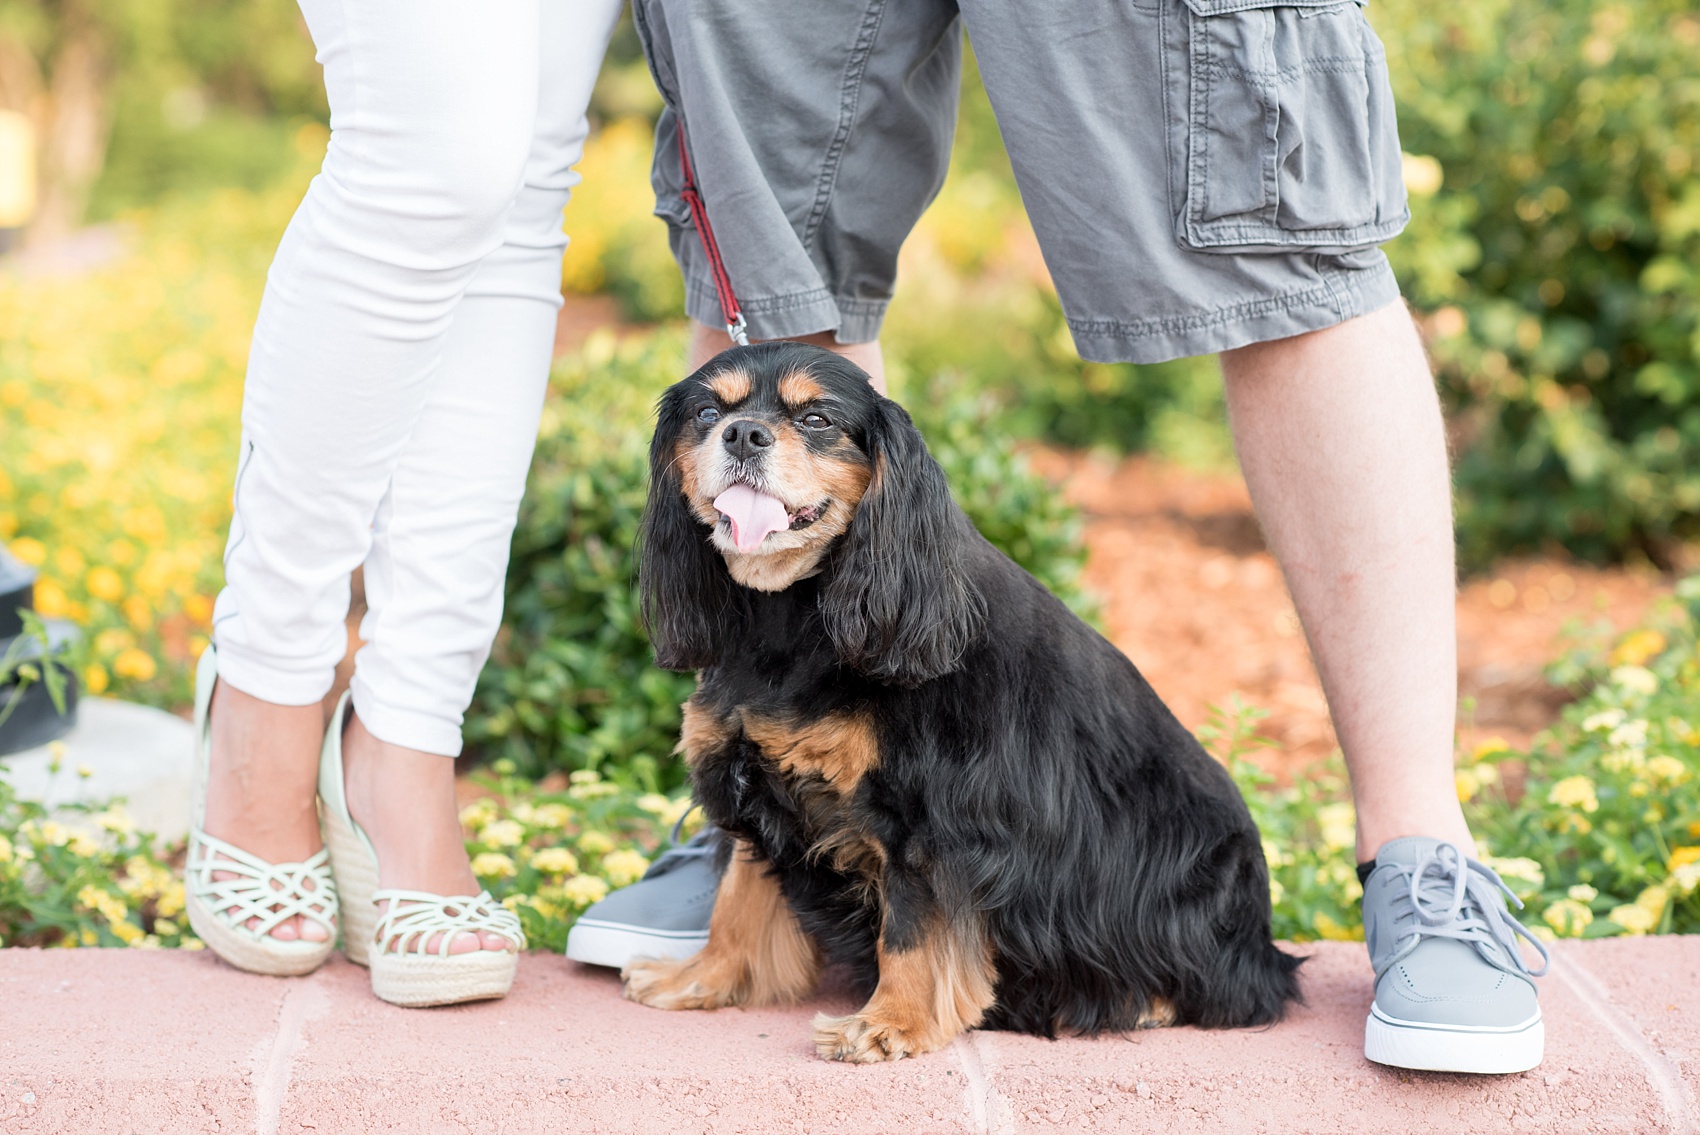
[726, 312, 749, 347]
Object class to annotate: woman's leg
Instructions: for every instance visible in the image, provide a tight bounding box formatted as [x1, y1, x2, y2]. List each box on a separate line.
[207, 0, 551, 940]
[338, 0, 622, 953]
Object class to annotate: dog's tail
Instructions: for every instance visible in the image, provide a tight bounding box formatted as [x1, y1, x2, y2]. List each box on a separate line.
[1202, 936, 1306, 1029]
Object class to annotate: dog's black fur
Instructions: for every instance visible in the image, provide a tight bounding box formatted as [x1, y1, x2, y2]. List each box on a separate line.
[636, 342, 1301, 1044]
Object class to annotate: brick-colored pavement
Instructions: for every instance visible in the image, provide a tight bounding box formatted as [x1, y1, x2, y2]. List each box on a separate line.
[0, 939, 1694, 1134]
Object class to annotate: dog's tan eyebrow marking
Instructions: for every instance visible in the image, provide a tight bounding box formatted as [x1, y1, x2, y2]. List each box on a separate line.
[707, 370, 752, 403]
[778, 371, 826, 407]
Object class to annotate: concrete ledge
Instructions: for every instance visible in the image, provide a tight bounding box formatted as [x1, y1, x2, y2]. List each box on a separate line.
[0, 698, 193, 842]
[0, 940, 1695, 1134]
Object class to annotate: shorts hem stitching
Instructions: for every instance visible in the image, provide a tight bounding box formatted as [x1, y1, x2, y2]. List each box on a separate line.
[1064, 256, 1394, 345]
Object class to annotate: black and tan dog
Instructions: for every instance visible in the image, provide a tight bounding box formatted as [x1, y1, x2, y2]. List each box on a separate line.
[622, 342, 1301, 1062]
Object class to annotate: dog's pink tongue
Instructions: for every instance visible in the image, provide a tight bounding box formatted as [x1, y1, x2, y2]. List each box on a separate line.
[714, 483, 790, 553]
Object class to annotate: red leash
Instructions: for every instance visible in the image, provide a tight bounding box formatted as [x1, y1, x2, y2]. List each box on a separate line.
[676, 123, 749, 347]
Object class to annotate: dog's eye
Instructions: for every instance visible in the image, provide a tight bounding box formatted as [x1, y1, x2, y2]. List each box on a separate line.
[800, 412, 831, 430]
[697, 406, 721, 425]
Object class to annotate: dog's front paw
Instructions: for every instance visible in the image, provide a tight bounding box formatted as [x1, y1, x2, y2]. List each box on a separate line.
[813, 1011, 939, 1063]
[621, 956, 742, 1011]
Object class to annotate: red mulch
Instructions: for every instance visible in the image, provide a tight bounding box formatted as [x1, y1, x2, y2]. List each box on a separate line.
[1028, 449, 1676, 780]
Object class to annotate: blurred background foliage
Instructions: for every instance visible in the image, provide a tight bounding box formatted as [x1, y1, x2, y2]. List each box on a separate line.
[1, 0, 1697, 747]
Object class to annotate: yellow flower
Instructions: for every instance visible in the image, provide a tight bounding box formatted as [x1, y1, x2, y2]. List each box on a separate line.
[1582, 708, 1627, 733]
[93, 627, 134, 656]
[602, 849, 651, 888]
[568, 781, 620, 800]
[532, 847, 580, 876]
[1604, 666, 1659, 700]
[1558, 813, 1593, 836]
[1610, 629, 1667, 667]
[0, 834, 10, 864]
[1455, 768, 1481, 803]
[180, 938, 206, 951]
[1312, 912, 1364, 941]
[67, 831, 100, 857]
[154, 918, 179, 937]
[1547, 775, 1599, 813]
[112, 648, 157, 682]
[1648, 756, 1689, 786]
[1636, 884, 1670, 917]
[1400, 153, 1444, 196]
[94, 806, 133, 835]
[33, 578, 70, 618]
[26, 819, 71, 847]
[636, 793, 672, 816]
[111, 920, 145, 946]
[85, 565, 124, 603]
[1608, 719, 1650, 750]
[1481, 856, 1544, 897]
[477, 820, 525, 848]
[1542, 899, 1594, 938]
[8, 536, 46, 566]
[532, 803, 573, 830]
[560, 874, 610, 908]
[1609, 902, 1658, 935]
[577, 831, 615, 857]
[1316, 803, 1356, 853]
[1671, 862, 1700, 896]
[156, 881, 185, 918]
[1470, 737, 1510, 761]
[1567, 884, 1598, 903]
[458, 798, 499, 830]
[1668, 846, 1700, 873]
[569, 769, 601, 785]
[82, 664, 110, 695]
[470, 852, 517, 879]
[182, 593, 214, 624]
[121, 595, 153, 633]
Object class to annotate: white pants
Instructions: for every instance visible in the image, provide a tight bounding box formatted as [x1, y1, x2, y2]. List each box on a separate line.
[212, 0, 622, 756]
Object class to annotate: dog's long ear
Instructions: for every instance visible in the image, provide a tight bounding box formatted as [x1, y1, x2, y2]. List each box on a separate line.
[821, 400, 986, 686]
[638, 400, 735, 671]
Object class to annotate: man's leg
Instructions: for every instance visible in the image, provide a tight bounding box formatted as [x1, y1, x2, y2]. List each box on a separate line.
[1219, 299, 1469, 862]
[1224, 299, 1547, 1074]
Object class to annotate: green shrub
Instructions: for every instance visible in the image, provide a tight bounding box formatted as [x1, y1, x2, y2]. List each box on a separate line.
[467, 329, 1093, 784]
[457, 761, 696, 954]
[1377, 0, 1700, 566]
[0, 753, 197, 950]
[1225, 572, 1700, 943]
[1464, 576, 1700, 937]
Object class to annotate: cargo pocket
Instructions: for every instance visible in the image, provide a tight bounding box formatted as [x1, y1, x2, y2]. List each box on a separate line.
[1177, 0, 1408, 252]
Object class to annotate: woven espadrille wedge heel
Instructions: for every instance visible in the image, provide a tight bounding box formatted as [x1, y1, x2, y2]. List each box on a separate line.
[185, 646, 338, 975]
[317, 690, 523, 1007]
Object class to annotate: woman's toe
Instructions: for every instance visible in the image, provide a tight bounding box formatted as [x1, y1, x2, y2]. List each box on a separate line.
[479, 930, 514, 952]
[298, 916, 330, 943]
[270, 919, 300, 941]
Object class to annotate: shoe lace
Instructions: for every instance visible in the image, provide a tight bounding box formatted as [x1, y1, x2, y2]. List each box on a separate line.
[642, 807, 715, 880]
[1404, 842, 1550, 977]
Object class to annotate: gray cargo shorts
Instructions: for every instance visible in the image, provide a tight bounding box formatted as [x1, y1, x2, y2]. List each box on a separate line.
[633, 0, 1409, 364]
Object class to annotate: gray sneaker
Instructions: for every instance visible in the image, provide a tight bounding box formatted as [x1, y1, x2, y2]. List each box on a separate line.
[1361, 837, 1550, 1074]
[564, 826, 721, 968]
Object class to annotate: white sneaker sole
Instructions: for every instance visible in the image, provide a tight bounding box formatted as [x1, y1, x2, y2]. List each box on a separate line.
[565, 920, 708, 969]
[1364, 1005, 1544, 1074]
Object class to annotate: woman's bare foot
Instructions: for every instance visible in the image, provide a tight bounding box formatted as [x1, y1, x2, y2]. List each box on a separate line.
[341, 713, 513, 954]
[202, 682, 332, 942]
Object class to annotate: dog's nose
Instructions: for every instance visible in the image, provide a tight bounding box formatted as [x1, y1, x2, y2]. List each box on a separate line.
[721, 419, 774, 459]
